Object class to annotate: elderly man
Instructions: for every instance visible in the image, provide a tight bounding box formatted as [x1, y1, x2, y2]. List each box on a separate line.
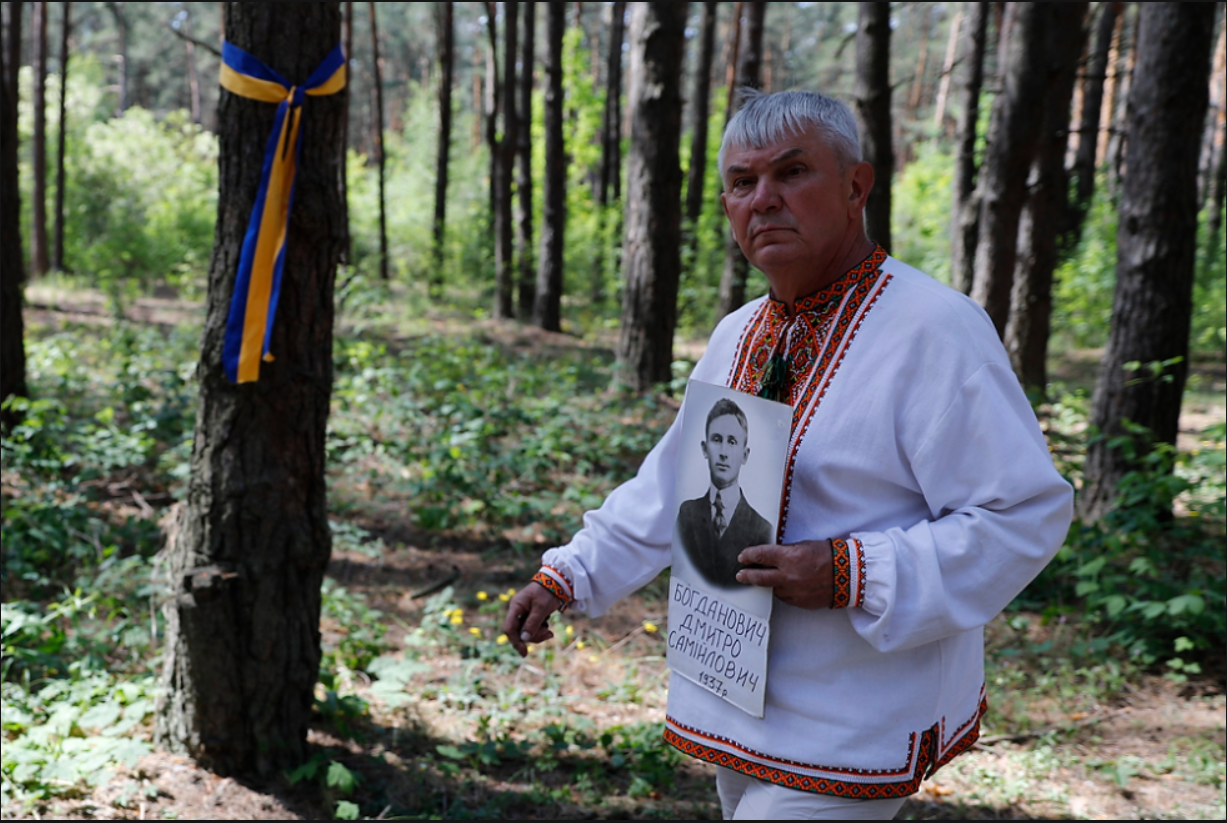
[504, 90, 1072, 820]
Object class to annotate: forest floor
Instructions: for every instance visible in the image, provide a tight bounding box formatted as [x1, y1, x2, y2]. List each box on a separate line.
[5, 289, 1225, 820]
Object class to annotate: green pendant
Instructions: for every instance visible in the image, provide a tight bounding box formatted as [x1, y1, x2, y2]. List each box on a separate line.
[758, 352, 791, 402]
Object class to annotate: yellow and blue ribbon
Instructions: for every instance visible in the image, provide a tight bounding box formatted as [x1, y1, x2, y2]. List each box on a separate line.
[219, 41, 346, 384]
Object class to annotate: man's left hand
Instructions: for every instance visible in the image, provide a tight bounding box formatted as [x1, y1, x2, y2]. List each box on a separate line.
[736, 540, 834, 609]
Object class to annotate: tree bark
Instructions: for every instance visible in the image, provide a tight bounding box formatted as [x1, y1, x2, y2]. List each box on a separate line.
[155, 2, 346, 777]
[1, 0, 26, 422]
[949, 1, 987, 295]
[617, 1, 686, 392]
[1104, 5, 1137, 197]
[368, 2, 388, 280]
[515, 0, 535, 318]
[854, 1, 892, 253]
[684, 1, 717, 230]
[430, 0, 452, 295]
[534, 1, 565, 332]
[970, 3, 1050, 337]
[1067, 1, 1121, 243]
[493, 0, 518, 319]
[340, 1, 352, 266]
[1004, 3, 1088, 395]
[183, 11, 201, 124]
[931, 9, 962, 135]
[1079, 2, 1215, 522]
[483, 4, 498, 251]
[591, 0, 625, 306]
[715, 1, 765, 321]
[52, 1, 68, 273]
[31, 2, 48, 278]
[106, 2, 127, 115]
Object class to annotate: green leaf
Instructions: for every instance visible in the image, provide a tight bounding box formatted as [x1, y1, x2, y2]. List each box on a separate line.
[335, 800, 360, 820]
[1174, 636, 1196, 653]
[78, 702, 121, 731]
[1167, 594, 1205, 616]
[435, 744, 467, 761]
[1104, 595, 1127, 618]
[326, 760, 359, 794]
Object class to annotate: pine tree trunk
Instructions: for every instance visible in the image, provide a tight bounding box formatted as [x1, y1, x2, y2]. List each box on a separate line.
[1079, 2, 1215, 522]
[931, 9, 962, 135]
[430, 0, 452, 294]
[515, 0, 535, 318]
[715, 1, 766, 321]
[31, 2, 48, 278]
[155, 1, 346, 777]
[1, 0, 26, 422]
[1004, 3, 1088, 395]
[616, 1, 686, 392]
[949, 1, 988, 295]
[493, 1, 518, 319]
[534, 1, 565, 332]
[52, 1, 68, 273]
[340, 1, 352, 266]
[854, 1, 892, 253]
[684, 1, 717, 230]
[591, 0, 625, 306]
[1067, 1, 1121, 243]
[108, 2, 127, 114]
[970, 2, 1050, 337]
[368, 2, 388, 281]
[1104, 6, 1137, 196]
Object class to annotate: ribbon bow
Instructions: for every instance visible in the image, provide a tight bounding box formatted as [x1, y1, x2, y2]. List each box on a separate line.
[219, 41, 346, 384]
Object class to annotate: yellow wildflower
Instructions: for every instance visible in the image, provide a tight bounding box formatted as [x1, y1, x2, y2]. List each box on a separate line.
[588, 655, 599, 663]
[643, 621, 659, 633]
[576, 640, 587, 650]
[476, 591, 488, 601]
[469, 627, 482, 637]
[496, 634, 508, 645]
[498, 593, 511, 602]
[565, 625, 574, 637]
[449, 613, 463, 625]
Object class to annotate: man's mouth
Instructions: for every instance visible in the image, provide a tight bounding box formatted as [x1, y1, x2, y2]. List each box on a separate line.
[753, 225, 792, 239]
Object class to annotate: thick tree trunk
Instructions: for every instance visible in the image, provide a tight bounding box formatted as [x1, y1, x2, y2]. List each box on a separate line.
[52, 1, 68, 273]
[1004, 3, 1088, 395]
[534, 2, 565, 332]
[368, 2, 388, 280]
[684, 1, 717, 230]
[515, 1, 535, 318]
[430, 0, 452, 295]
[1079, 3, 1215, 522]
[949, 1, 987, 295]
[617, 1, 686, 392]
[1067, 1, 1121, 242]
[854, 1, 892, 253]
[591, 0, 625, 306]
[715, 1, 765, 321]
[31, 2, 48, 278]
[493, 1, 518, 319]
[949, 2, 987, 295]
[1, 0, 26, 421]
[970, 3, 1050, 337]
[155, 2, 345, 777]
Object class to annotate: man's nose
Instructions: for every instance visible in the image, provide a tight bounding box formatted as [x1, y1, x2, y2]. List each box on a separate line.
[750, 177, 782, 213]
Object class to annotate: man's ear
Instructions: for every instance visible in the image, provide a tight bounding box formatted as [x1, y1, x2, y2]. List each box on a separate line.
[700, 440, 710, 461]
[848, 161, 874, 216]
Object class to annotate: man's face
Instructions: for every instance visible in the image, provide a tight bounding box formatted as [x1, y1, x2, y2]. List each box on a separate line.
[720, 129, 871, 277]
[701, 415, 750, 490]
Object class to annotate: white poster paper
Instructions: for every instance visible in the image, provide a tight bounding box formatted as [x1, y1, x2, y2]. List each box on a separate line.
[666, 379, 792, 718]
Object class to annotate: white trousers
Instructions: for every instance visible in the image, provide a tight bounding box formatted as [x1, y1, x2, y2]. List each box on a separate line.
[717, 767, 909, 820]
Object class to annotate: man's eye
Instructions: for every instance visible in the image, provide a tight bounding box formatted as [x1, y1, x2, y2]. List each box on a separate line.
[733, 178, 752, 189]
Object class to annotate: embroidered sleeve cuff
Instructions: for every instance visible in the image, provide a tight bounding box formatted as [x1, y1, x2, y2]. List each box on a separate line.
[532, 565, 574, 611]
[829, 537, 866, 609]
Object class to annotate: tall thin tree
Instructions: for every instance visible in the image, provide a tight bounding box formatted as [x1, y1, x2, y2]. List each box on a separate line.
[683, 1, 718, 237]
[855, 1, 892, 253]
[1004, 2, 1088, 394]
[1067, 1, 1122, 243]
[515, 1, 535, 317]
[1, 0, 27, 421]
[430, 0, 453, 296]
[30, 1, 48, 277]
[368, 2, 388, 280]
[715, 1, 766, 321]
[534, 1, 565, 332]
[52, 1, 69, 273]
[617, 1, 687, 392]
[494, 0, 518, 319]
[155, 1, 347, 776]
[591, 0, 626, 306]
[340, 1, 352, 265]
[949, 1, 987, 295]
[970, 2, 1051, 337]
[1079, 2, 1216, 521]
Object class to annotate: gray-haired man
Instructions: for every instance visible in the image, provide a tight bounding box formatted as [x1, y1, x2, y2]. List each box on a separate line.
[504, 90, 1072, 819]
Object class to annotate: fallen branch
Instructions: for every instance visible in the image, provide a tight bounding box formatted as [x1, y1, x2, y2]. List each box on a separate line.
[976, 708, 1125, 747]
[410, 565, 461, 599]
[168, 24, 222, 58]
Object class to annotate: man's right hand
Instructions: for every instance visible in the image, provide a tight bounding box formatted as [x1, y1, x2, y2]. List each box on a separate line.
[502, 581, 563, 657]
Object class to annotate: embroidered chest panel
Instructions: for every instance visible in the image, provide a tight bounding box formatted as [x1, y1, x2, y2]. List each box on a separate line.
[726, 247, 892, 537]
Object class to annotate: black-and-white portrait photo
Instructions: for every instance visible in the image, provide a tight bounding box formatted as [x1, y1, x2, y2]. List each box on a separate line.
[676, 397, 774, 589]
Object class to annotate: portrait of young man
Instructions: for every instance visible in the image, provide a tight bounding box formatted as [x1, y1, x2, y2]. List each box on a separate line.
[503, 90, 1073, 820]
[675, 397, 773, 590]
